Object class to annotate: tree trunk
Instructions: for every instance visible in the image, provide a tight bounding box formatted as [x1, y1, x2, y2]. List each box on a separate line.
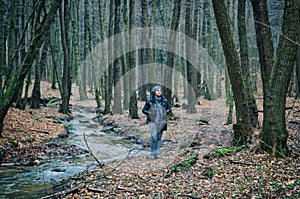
[0, 0, 62, 136]
[95, 0, 105, 108]
[261, 0, 300, 157]
[164, 0, 181, 107]
[206, 3, 215, 100]
[31, 40, 50, 109]
[128, 0, 139, 119]
[0, 0, 4, 96]
[185, 0, 197, 113]
[296, 35, 300, 98]
[59, 0, 72, 114]
[138, 0, 149, 101]
[122, 0, 129, 110]
[13, 0, 25, 109]
[81, 0, 90, 100]
[72, 0, 85, 101]
[50, 19, 58, 90]
[7, 0, 17, 75]
[104, 0, 114, 114]
[212, 0, 252, 145]
[250, 0, 274, 91]
[112, 0, 123, 114]
[238, 0, 258, 126]
[225, 67, 233, 124]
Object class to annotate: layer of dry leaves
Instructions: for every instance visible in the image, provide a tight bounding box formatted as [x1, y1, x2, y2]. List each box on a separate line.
[58, 97, 300, 199]
[1, 81, 300, 198]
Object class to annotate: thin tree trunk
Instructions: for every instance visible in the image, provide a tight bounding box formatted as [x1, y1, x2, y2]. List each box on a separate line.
[50, 20, 58, 90]
[128, 0, 139, 119]
[164, 0, 181, 107]
[104, 0, 114, 114]
[238, 0, 258, 126]
[206, 3, 214, 100]
[72, 0, 85, 101]
[82, 0, 90, 100]
[112, 0, 122, 114]
[147, 0, 157, 90]
[296, 35, 300, 98]
[0, 0, 4, 96]
[31, 40, 49, 109]
[95, 0, 105, 108]
[225, 68, 233, 124]
[185, 0, 197, 113]
[59, 0, 72, 114]
[139, 0, 148, 101]
[250, 0, 274, 91]
[122, 0, 129, 110]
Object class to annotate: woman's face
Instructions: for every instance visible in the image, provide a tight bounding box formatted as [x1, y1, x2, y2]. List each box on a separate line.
[155, 89, 162, 97]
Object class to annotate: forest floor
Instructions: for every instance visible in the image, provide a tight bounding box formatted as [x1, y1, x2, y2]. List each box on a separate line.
[1, 81, 300, 198]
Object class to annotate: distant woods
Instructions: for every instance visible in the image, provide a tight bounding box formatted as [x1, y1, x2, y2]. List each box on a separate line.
[0, 0, 299, 157]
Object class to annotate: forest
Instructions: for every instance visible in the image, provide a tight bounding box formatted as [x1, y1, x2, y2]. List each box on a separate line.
[0, 0, 299, 198]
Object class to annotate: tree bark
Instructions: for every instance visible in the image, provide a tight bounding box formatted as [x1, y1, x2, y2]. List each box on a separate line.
[112, 0, 123, 114]
[128, 0, 139, 119]
[95, 0, 105, 108]
[164, 0, 181, 107]
[296, 35, 300, 98]
[261, 0, 300, 157]
[0, 0, 4, 96]
[238, 0, 258, 126]
[250, 0, 274, 91]
[72, 0, 85, 101]
[59, 0, 72, 114]
[31, 40, 50, 109]
[104, 0, 114, 114]
[138, 0, 149, 101]
[185, 0, 197, 113]
[212, 0, 253, 145]
[81, 0, 90, 100]
[122, 0, 129, 110]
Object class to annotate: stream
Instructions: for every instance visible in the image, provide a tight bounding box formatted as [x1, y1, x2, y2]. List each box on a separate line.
[0, 108, 147, 199]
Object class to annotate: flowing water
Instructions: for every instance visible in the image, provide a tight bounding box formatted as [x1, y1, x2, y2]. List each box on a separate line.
[0, 108, 147, 199]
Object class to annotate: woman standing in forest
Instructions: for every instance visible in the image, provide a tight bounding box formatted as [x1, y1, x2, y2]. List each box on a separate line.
[142, 86, 171, 160]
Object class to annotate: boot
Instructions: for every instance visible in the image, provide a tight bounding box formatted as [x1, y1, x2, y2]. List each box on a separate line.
[150, 140, 156, 160]
[155, 140, 161, 159]
[155, 151, 161, 159]
[150, 152, 155, 160]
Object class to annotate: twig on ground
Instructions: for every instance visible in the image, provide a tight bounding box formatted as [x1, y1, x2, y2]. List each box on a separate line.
[83, 132, 104, 168]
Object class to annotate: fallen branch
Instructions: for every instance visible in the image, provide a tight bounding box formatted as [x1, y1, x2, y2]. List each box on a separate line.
[83, 132, 104, 168]
[165, 153, 199, 178]
[87, 187, 105, 193]
[24, 129, 49, 134]
[117, 186, 134, 193]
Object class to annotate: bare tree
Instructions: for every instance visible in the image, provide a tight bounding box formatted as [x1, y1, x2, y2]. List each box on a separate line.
[0, 0, 62, 136]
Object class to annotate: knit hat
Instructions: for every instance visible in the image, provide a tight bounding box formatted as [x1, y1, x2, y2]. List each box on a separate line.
[151, 86, 161, 94]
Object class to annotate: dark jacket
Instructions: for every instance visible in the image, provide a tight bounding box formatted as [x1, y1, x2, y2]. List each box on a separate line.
[142, 94, 171, 128]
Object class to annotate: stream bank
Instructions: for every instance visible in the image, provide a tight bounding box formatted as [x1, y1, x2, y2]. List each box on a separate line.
[0, 107, 147, 198]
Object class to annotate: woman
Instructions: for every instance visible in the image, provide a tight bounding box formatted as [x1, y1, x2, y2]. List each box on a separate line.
[142, 86, 171, 159]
